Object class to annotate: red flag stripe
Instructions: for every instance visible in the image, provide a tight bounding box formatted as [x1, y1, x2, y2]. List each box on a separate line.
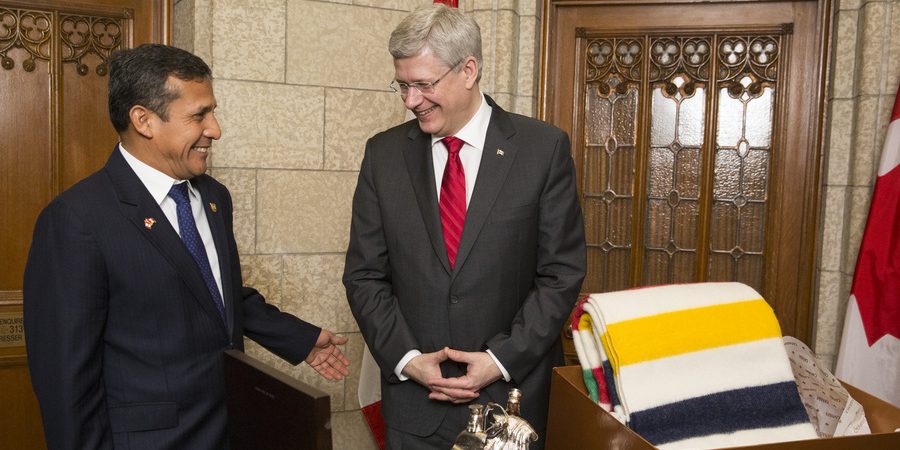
[850, 82, 900, 345]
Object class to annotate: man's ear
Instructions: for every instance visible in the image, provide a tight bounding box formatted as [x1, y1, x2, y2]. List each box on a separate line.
[462, 56, 478, 89]
[129, 105, 155, 139]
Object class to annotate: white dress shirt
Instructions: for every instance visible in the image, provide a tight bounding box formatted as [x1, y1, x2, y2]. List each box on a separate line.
[118, 144, 225, 302]
[395, 95, 512, 382]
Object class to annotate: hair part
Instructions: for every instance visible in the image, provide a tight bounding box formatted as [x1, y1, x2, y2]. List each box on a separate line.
[389, 3, 482, 82]
[108, 44, 212, 133]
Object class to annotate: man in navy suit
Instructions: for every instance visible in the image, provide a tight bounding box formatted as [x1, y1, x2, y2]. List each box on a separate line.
[23, 44, 350, 450]
[343, 4, 586, 449]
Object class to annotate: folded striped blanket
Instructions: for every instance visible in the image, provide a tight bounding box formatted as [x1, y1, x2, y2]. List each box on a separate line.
[580, 282, 817, 449]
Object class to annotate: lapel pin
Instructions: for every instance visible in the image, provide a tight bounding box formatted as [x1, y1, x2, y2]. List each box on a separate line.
[496, 149, 505, 156]
[144, 217, 156, 230]
[209, 202, 218, 213]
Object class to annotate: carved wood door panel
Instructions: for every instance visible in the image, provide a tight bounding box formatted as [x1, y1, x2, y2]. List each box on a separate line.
[541, 0, 831, 346]
[0, 1, 168, 447]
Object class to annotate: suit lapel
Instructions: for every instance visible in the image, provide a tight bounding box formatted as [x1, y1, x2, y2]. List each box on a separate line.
[453, 98, 517, 276]
[403, 125, 453, 275]
[193, 177, 235, 335]
[104, 149, 228, 332]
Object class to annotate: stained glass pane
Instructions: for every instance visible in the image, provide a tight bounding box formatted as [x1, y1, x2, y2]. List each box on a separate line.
[679, 89, 706, 146]
[746, 87, 773, 147]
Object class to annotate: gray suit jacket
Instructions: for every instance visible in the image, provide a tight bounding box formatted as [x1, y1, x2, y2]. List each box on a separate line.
[343, 96, 586, 437]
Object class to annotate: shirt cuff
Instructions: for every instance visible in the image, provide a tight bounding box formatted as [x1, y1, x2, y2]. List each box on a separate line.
[395, 349, 422, 381]
[486, 349, 511, 382]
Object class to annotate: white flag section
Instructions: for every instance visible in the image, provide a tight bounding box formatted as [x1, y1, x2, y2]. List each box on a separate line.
[359, 345, 385, 449]
[835, 83, 900, 407]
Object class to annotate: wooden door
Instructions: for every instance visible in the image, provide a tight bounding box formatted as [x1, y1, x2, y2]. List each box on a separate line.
[0, 1, 169, 447]
[541, 0, 832, 349]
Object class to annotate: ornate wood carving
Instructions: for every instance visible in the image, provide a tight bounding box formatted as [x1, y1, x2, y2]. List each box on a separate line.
[0, 6, 125, 75]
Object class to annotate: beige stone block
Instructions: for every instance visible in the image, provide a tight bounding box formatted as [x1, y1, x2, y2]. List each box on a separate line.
[475, 11, 496, 92]
[888, 3, 900, 93]
[282, 254, 356, 334]
[172, 0, 194, 53]
[843, 186, 872, 273]
[256, 171, 358, 253]
[286, 2, 406, 90]
[825, 99, 854, 186]
[839, 0, 862, 10]
[212, 0, 285, 82]
[516, 15, 539, 98]
[814, 270, 843, 353]
[514, 95, 536, 118]
[874, 93, 896, 159]
[192, 0, 213, 63]
[352, 0, 431, 11]
[518, 0, 540, 17]
[831, 11, 859, 100]
[209, 168, 257, 254]
[214, 80, 324, 170]
[333, 410, 379, 449]
[470, 0, 514, 11]
[489, 92, 514, 112]
[819, 186, 848, 272]
[325, 89, 407, 171]
[815, 353, 836, 374]
[343, 333, 367, 410]
[243, 340, 347, 411]
[240, 254, 283, 307]
[492, 10, 519, 95]
[858, 1, 889, 96]
[851, 95, 879, 185]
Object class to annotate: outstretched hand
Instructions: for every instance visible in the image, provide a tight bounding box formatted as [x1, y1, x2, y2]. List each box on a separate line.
[427, 347, 502, 404]
[305, 329, 350, 380]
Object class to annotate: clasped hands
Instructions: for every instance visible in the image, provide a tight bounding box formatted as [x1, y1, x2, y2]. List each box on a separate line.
[403, 347, 503, 404]
[305, 329, 351, 380]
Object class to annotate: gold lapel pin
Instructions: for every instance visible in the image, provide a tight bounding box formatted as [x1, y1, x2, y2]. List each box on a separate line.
[209, 202, 218, 213]
[496, 149, 505, 156]
[144, 217, 156, 230]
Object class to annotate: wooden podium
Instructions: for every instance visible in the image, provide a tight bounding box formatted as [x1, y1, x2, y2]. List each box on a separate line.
[224, 350, 332, 450]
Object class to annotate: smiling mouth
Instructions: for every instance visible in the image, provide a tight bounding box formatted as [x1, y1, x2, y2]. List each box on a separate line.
[192, 146, 210, 154]
[414, 105, 437, 118]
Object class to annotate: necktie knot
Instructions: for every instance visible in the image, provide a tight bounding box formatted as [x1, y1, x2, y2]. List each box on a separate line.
[442, 136, 465, 156]
[168, 182, 190, 206]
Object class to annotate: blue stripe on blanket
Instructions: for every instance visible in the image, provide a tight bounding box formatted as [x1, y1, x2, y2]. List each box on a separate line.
[602, 359, 621, 409]
[629, 381, 810, 445]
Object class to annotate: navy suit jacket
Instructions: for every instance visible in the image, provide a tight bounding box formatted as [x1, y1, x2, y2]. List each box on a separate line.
[24, 148, 320, 450]
[344, 96, 586, 440]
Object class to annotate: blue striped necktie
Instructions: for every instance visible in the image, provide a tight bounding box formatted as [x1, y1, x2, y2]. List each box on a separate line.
[168, 182, 226, 322]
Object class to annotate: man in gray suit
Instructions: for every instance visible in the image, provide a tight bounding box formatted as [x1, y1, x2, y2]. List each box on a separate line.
[343, 5, 586, 449]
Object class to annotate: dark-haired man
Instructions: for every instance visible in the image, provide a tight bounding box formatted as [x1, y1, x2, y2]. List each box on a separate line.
[24, 43, 349, 450]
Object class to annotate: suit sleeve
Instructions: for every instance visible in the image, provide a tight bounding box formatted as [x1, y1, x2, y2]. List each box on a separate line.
[23, 200, 113, 450]
[343, 141, 420, 382]
[217, 184, 321, 364]
[485, 131, 587, 382]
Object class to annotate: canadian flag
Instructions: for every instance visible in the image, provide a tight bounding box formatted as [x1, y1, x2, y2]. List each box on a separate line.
[359, 345, 385, 449]
[834, 82, 900, 407]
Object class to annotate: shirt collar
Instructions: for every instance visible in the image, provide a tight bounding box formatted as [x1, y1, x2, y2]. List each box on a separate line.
[431, 93, 492, 149]
[118, 143, 196, 205]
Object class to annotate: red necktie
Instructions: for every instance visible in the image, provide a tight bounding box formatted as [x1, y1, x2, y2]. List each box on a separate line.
[440, 136, 466, 269]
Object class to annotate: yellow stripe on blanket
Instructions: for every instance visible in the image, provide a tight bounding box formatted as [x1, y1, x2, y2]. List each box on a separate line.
[604, 299, 782, 371]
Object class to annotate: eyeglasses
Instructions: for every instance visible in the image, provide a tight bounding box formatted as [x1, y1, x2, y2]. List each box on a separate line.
[389, 64, 458, 98]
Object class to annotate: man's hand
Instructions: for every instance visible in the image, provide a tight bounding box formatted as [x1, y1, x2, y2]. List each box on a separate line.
[305, 329, 350, 380]
[428, 348, 502, 404]
[401, 349, 453, 391]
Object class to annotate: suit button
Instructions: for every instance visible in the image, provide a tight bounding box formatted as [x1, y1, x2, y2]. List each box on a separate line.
[450, 295, 459, 304]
